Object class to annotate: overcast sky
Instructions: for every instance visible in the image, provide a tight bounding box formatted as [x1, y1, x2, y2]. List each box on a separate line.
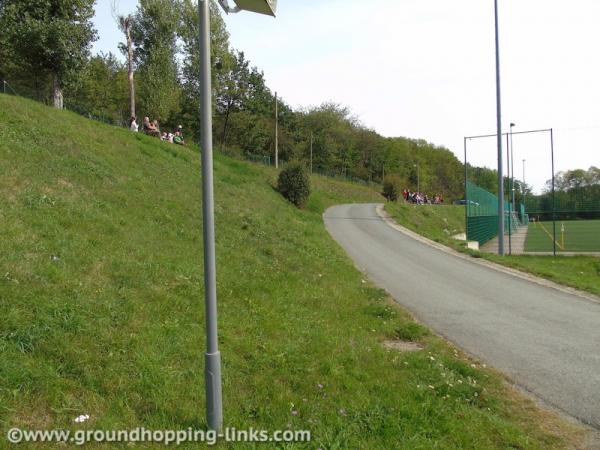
[94, 0, 599, 193]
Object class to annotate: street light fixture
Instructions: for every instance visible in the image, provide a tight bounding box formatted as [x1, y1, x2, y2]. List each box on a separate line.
[198, 0, 277, 432]
[218, 0, 277, 16]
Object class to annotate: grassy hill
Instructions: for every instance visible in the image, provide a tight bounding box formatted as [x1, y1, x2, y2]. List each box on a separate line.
[0, 95, 587, 448]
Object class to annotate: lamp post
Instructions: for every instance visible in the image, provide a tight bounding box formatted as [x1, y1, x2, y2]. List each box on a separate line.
[522, 158, 526, 199]
[275, 92, 279, 168]
[200, 0, 276, 431]
[494, 0, 504, 255]
[510, 123, 516, 216]
[414, 162, 420, 193]
[309, 131, 313, 174]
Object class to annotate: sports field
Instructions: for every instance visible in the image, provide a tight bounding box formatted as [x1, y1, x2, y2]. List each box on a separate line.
[525, 219, 600, 252]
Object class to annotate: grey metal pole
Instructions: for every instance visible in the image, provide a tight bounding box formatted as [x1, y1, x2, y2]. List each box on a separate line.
[494, 0, 505, 255]
[522, 158, 526, 205]
[510, 123, 516, 219]
[551, 128, 556, 256]
[506, 133, 511, 255]
[310, 131, 313, 174]
[464, 137, 469, 241]
[275, 92, 278, 169]
[199, 0, 223, 431]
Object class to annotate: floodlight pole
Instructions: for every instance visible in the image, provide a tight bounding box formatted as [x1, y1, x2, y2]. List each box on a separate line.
[494, 0, 505, 255]
[199, 0, 223, 431]
[510, 123, 516, 216]
[275, 92, 279, 168]
[551, 128, 556, 256]
[506, 133, 511, 255]
[464, 137, 469, 241]
[310, 131, 313, 174]
[522, 158, 526, 207]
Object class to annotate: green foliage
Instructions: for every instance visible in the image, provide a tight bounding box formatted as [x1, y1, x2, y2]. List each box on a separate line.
[66, 53, 129, 125]
[277, 163, 311, 207]
[382, 176, 402, 201]
[526, 167, 600, 220]
[0, 0, 97, 103]
[132, 0, 181, 124]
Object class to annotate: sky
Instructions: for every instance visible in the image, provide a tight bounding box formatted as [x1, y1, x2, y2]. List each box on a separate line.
[94, 0, 600, 193]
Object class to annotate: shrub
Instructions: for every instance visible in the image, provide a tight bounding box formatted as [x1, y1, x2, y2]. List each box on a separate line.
[382, 176, 402, 201]
[277, 163, 311, 208]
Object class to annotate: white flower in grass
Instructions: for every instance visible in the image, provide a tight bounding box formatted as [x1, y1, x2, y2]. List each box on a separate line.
[74, 414, 90, 423]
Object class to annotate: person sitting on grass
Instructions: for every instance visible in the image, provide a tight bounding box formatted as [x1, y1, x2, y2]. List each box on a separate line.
[143, 117, 160, 138]
[173, 130, 185, 145]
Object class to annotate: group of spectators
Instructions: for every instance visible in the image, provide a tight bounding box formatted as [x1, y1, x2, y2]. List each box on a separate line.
[128, 116, 185, 146]
[403, 190, 444, 205]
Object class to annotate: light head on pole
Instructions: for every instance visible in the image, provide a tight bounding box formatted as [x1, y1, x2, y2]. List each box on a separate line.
[232, 0, 277, 16]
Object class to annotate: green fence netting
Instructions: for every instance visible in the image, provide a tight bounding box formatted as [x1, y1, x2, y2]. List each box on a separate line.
[524, 185, 600, 221]
[466, 181, 498, 245]
[466, 181, 525, 245]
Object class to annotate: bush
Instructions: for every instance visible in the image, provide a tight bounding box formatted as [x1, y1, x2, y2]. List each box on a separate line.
[277, 163, 311, 208]
[382, 176, 402, 201]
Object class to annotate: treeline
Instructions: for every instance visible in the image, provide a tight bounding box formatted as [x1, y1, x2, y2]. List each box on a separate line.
[1, 0, 477, 200]
[526, 167, 600, 218]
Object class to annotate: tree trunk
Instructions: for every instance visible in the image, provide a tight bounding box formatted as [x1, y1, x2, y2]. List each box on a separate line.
[126, 23, 135, 118]
[52, 76, 63, 109]
[220, 100, 232, 148]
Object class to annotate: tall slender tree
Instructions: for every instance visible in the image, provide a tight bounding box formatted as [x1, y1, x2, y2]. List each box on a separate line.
[118, 14, 136, 118]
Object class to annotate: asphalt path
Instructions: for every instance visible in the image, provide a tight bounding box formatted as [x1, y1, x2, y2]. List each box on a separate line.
[324, 203, 600, 428]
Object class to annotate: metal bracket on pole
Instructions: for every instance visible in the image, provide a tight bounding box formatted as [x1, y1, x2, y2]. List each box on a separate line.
[218, 0, 241, 13]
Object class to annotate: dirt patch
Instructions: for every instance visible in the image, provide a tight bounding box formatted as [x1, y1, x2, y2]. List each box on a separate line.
[382, 339, 423, 352]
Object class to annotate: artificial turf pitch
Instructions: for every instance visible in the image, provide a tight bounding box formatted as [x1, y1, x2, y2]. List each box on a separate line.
[525, 219, 600, 252]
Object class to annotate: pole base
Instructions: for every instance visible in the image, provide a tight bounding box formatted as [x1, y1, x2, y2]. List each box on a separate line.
[205, 351, 223, 431]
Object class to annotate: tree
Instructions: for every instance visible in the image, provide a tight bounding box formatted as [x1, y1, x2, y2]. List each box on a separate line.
[68, 53, 129, 124]
[0, 0, 97, 108]
[179, 0, 231, 136]
[117, 14, 136, 118]
[132, 0, 181, 125]
[217, 51, 251, 147]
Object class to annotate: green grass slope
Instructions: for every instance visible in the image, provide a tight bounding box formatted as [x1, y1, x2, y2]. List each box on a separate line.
[385, 203, 466, 243]
[0, 95, 584, 448]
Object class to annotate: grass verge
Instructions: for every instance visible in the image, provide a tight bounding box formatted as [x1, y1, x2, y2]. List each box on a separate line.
[0, 94, 588, 448]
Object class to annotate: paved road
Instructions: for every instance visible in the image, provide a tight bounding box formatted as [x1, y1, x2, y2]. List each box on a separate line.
[324, 203, 600, 428]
